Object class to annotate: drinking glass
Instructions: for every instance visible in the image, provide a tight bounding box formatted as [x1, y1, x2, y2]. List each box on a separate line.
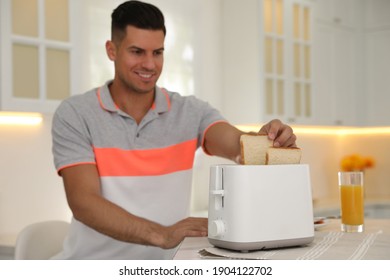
[338, 172, 364, 233]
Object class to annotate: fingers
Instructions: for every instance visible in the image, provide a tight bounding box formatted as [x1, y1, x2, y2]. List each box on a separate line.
[259, 119, 297, 147]
[273, 125, 297, 147]
[179, 217, 208, 235]
[234, 154, 243, 164]
[161, 217, 208, 249]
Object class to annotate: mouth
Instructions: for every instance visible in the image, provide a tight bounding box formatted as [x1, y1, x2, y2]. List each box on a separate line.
[136, 71, 154, 80]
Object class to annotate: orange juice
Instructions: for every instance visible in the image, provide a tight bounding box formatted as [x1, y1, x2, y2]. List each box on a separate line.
[340, 185, 364, 225]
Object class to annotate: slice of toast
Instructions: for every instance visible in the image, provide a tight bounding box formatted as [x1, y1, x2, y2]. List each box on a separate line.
[266, 147, 302, 165]
[240, 134, 273, 165]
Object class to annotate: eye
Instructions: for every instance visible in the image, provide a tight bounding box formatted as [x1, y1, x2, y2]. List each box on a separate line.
[131, 49, 143, 55]
[153, 50, 164, 56]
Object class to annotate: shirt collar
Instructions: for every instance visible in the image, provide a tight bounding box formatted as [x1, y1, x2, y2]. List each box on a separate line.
[153, 87, 171, 113]
[97, 81, 171, 114]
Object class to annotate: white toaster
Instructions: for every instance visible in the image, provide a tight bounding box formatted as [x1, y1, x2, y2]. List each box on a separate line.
[208, 164, 314, 251]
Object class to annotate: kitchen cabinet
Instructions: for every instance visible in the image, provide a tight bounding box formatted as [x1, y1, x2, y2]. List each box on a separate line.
[313, 0, 358, 28]
[221, 0, 314, 125]
[312, 16, 359, 126]
[362, 0, 390, 126]
[312, 0, 390, 126]
[311, 0, 361, 126]
[364, 30, 390, 126]
[221, 0, 390, 126]
[0, 0, 81, 113]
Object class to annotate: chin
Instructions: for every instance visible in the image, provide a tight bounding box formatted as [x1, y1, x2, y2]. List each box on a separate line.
[124, 82, 156, 94]
[136, 84, 156, 94]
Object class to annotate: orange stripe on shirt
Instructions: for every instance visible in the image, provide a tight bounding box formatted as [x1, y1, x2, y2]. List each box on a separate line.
[161, 88, 171, 110]
[94, 139, 197, 177]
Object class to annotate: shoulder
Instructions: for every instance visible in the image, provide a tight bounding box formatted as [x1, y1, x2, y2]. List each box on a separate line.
[162, 88, 212, 109]
[53, 88, 100, 131]
[54, 89, 98, 116]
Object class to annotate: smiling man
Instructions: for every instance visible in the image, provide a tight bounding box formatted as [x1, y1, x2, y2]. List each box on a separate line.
[106, 24, 165, 124]
[51, 0, 297, 260]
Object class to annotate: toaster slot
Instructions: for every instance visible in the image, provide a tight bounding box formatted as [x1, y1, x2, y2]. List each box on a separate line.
[221, 167, 224, 208]
[211, 166, 224, 210]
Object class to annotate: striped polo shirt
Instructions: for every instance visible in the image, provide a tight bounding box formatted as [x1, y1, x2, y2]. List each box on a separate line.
[51, 81, 226, 259]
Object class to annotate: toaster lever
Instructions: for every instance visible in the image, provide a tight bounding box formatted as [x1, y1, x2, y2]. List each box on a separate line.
[211, 189, 225, 209]
[211, 189, 224, 196]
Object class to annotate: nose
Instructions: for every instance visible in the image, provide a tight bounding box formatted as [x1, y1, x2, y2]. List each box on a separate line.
[141, 54, 156, 70]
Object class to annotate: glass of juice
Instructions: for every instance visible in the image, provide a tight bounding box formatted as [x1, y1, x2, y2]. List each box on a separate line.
[338, 172, 364, 232]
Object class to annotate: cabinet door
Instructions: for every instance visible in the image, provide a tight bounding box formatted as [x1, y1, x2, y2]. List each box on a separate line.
[220, 0, 263, 125]
[289, 2, 313, 124]
[312, 23, 357, 126]
[314, 0, 357, 28]
[363, 0, 390, 126]
[365, 30, 390, 126]
[332, 28, 357, 125]
[312, 24, 333, 125]
[263, 0, 314, 125]
[0, 0, 80, 113]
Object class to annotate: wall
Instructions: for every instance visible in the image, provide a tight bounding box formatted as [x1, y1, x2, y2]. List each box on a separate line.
[337, 133, 390, 199]
[0, 115, 71, 245]
[299, 131, 390, 202]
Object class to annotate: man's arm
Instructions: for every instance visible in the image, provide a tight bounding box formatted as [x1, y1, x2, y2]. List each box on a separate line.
[203, 119, 297, 162]
[61, 164, 207, 249]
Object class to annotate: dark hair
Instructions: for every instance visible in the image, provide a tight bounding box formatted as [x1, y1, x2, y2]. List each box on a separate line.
[111, 0, 166, 43]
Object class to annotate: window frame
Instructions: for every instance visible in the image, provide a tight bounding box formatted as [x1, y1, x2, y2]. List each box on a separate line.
[0, 0, 80, 113]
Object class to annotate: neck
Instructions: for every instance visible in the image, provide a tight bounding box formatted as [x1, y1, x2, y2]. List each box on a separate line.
[109, 82, 155, 124]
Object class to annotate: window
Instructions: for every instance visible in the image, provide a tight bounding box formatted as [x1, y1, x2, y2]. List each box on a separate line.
[0, 0, 78, 112]
[262, 0, 312, 121]
[263, 0, 285, 116]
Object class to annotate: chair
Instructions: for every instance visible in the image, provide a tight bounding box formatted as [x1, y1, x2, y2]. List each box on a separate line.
[14, 220, 70, 260]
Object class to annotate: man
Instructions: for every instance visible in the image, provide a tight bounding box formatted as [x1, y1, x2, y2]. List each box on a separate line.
[52, 0, 297, 259]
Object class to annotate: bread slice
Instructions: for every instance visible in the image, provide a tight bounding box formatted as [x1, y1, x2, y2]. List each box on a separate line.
[240, 134, 273, 165]
[266, 147, 302, 165]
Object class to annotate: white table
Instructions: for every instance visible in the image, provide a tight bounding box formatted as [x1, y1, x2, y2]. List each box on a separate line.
[174, 219, 390, 260]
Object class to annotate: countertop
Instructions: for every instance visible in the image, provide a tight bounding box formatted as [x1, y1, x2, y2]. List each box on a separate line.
[174, 219, 390, 260]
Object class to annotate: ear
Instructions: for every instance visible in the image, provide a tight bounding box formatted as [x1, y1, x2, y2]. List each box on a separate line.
[105, 40, 116, 61]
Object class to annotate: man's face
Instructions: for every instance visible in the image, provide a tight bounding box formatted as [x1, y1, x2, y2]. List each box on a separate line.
[108, 25, 165, 95]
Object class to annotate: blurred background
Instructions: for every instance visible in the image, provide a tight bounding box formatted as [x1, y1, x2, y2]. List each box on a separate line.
[1, 0, 390, 255]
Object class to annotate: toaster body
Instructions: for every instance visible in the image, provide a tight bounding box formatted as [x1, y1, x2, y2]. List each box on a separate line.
[208, 164, 314, 251]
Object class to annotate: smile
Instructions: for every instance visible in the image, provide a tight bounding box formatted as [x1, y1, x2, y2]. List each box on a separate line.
[137, 72, 153, 79]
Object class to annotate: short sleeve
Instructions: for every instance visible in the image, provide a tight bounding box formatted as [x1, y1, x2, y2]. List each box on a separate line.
[189, 97, 227, 154]
[51, 100, 96, 174]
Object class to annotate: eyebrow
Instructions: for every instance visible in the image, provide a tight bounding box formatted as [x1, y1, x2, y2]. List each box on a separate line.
[128, 46, 165, 52]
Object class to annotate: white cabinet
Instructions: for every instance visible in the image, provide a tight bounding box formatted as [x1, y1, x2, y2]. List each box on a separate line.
[363, 0, 390, 126]
[314, 0, 358, 28]
[220, 0, 262, 125]
[312, 0, 390, 126]
[365, 30, 390, 126]
[312, 19, 359, 125]
[0, 0, 81, 113]
[220, 0, 390, 126]
[311, 0, 360, 126]
[221, 0, 314, 125]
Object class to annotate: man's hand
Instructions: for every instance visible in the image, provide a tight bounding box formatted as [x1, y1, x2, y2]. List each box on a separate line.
[203, 119, 297, 164]
[259, 119, 297, 147]
[158, 217, 208, 249]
